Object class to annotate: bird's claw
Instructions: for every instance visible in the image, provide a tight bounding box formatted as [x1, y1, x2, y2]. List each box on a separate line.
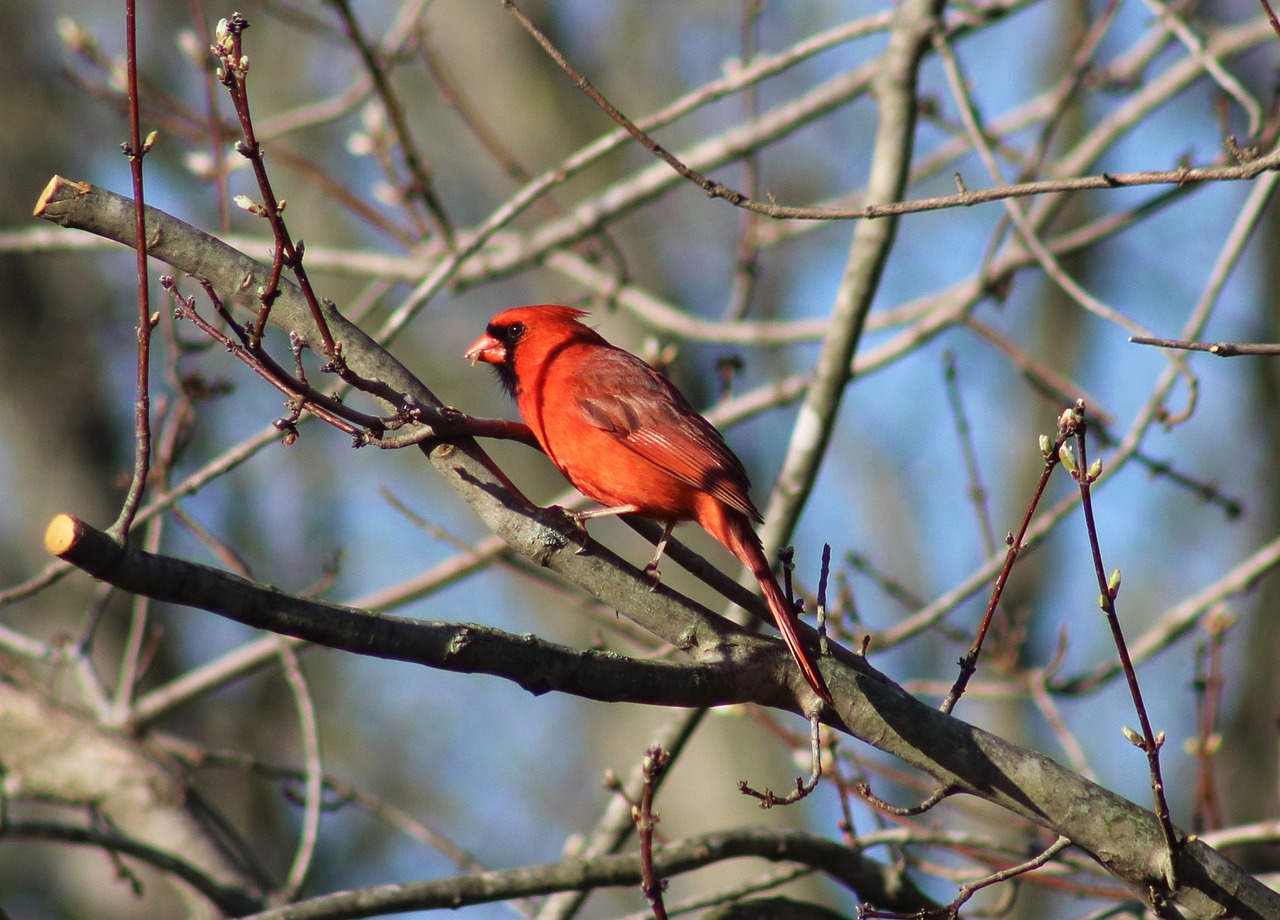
[552, 506, 590, 532]
[643, 561, 662, 591]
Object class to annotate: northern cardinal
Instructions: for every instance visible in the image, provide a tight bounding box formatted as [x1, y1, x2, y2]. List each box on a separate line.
[465, 305, 831, 704]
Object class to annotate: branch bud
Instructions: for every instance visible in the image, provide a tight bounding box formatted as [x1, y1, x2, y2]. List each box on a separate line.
[1057, 443, 1077, 475]
[234, 194, 265, 217]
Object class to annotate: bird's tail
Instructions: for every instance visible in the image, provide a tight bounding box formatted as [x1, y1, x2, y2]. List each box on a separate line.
[715, 513, 833, 705]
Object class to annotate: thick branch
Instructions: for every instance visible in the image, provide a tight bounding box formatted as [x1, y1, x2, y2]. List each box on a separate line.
[43, 512, 760, 705]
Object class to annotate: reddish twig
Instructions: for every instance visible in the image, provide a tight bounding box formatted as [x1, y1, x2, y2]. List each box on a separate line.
[163, 278, 372, 443]
[739, 714, 823, 808]
[941, 835, 1072, 918]
[634, 746, 670, 920]
[210, 14, 340, 358]
[1066, 401, 1181, 896]
[1259, 0, 1280, 39]
[165, 278, 538, 455]
[940, 421, 1070, 714]
[1191, 607, 1234, 833]
[110, 0, 155, 545]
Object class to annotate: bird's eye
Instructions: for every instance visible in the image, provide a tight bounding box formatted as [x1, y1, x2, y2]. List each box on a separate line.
[504, 322, 525, 342]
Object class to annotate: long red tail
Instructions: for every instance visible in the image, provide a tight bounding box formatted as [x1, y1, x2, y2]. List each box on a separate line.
[711, 511, 833, 705]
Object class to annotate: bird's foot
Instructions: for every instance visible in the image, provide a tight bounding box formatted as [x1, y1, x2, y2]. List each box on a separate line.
[553, 506, 591, 531]
[545, 506, 592, 554]
[643, 560, 662, 591]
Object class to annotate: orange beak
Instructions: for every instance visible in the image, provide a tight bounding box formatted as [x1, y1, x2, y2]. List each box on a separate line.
[464, 332, 505, 366]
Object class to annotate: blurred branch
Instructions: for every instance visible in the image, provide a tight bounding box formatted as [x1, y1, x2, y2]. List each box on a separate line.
[4, 820, 260, 916]
[275, 641, 322, 902]
[759, 0, 941, 554]
[329, 0, 454, 245]
[1130, 336, 1280, 357]
[0, 682, 261, 916]
[238, 825, 935, 920]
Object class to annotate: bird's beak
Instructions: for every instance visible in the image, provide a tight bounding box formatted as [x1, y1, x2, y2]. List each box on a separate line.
[464, 332, 504, 366]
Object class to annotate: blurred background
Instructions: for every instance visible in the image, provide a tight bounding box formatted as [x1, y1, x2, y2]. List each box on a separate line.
[2, 0, 1279, 917]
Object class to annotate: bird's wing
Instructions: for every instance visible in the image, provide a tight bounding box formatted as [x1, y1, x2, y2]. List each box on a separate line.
[571, 346, 762, 523]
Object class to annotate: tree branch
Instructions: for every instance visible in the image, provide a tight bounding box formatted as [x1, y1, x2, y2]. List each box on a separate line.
[42, 512, 1280, 918]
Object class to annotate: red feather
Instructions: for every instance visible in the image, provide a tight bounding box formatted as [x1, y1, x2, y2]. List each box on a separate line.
[466, 305, 831, 704]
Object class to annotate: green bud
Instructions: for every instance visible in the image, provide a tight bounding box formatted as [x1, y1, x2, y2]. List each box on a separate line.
[1057, 443, 1076, 474]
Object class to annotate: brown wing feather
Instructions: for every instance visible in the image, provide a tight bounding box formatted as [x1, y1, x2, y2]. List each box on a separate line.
[572, 347, 762, 523]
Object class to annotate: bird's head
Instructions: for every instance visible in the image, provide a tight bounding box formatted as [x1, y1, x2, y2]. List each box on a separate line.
[465, 305, 591, 396]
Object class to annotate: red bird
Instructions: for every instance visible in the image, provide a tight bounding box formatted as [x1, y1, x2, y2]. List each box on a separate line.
[465, 305, 831, 704]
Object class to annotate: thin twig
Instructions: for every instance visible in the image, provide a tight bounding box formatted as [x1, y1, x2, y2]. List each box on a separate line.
[276, 642, 322, 901]
[1137, 0, 1261, 136]
[857, 781, 956, 817]
[723, 0, 765, 322]
[1191, 607, 1233, 833]
[1262, 0, 1280, 38]
[940, 425, 1067, 714]
[738, 714, 823, 807]
[1066, 403, 1181, 895]
[1129, 336, 1280, 357]
[109, 0, 154, 544]
[942, 350, 998, 558]
[634, 746, 670, 920]
[946, 836, 1073, 916]
[210, 14, 340, 358]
